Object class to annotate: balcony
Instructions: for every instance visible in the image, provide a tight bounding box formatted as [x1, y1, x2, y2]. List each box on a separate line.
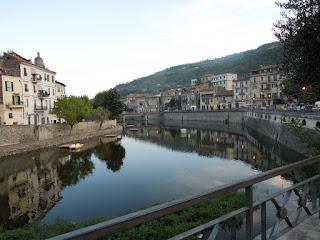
[34, 106, 48, 111]
[38, 90, 50, 98]
[6, 101, 24, 109]
[31, 74, 42, 83]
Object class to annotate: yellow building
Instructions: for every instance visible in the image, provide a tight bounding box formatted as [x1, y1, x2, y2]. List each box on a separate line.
[250, 65, 284, 108]
[0, 72, 24, 125]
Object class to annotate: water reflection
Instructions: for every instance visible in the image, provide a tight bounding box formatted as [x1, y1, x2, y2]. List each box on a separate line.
[0, 123, 308, 230]
[125, 124, 304, 172]
[0, 137, 125, 229]
[94, 141, 126, 172]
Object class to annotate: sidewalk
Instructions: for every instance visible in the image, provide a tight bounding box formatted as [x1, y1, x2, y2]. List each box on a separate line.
[277, 214, 320, 240]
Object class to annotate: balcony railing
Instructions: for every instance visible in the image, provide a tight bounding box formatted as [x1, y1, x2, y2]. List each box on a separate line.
[38, 90, 50, 98]
[49, 155, 320, 240]
[6, 101, 24, 109]
[34, 106, 48, 111]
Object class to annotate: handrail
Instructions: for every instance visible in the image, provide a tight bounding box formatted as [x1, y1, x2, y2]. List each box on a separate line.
[49, 155, 320, 240]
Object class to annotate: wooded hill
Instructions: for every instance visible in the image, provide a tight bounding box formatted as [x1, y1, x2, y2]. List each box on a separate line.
[115, 42, 283, 96]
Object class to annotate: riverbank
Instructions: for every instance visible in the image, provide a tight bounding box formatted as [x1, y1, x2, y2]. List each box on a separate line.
[0, 125, 122, 158]
[129, 110, 320, 156]
[0, 192, 244, 240]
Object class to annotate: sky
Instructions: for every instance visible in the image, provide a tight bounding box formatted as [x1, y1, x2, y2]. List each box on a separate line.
[0, 0, 281, 97]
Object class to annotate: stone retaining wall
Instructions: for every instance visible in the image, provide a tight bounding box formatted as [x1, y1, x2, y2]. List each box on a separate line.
[0, 120, 117, 146]
[0, 125, 122, 158]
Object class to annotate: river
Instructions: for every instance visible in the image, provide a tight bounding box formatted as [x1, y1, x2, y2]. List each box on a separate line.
[0, 123, 305, 234]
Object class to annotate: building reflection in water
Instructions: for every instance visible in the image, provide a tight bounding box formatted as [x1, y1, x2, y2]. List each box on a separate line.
[125, 124, 305, 172]
[0, 124, 305, 230]
[0, 137, 125, 229]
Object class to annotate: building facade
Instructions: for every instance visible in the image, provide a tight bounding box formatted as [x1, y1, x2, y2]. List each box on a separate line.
[250, 65, 283, 108]
[233, 76, 250, 108]
[0, 51, 66, 125]
[211, 73, 237, 90]
[0, 74, 24, 125]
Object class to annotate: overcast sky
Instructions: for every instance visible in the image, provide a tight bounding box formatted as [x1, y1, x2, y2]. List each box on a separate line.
[0, 0, 281, 97]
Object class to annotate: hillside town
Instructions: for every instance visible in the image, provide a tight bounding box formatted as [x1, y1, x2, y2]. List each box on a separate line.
[124, 65, 286, 113]
[0, 51, 66, 125]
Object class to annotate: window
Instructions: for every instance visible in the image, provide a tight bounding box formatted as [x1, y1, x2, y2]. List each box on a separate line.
[12, 96, 21, 104]
[23, 68, 28, 76]
[24, 84, 29, 92]
[5, 81, 14, 92]
[33, 85, 36, 93]
[52, 76, 55, 82]
[26, 98, 29, 107]
[8, 113, 13, 119]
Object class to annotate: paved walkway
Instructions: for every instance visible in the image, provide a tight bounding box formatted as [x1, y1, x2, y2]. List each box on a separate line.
[277, 214, 320, 240]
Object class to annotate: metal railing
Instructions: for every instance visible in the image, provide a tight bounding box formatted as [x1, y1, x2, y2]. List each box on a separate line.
[49, 155, 320, 240]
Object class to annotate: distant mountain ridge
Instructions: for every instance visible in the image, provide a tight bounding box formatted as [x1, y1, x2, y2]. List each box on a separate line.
[115, 42, 283, 96]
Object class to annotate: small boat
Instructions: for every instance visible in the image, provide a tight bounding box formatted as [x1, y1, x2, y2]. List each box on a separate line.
[60, 143, 84, 150]
[117, 135, 122, 140]
[126, 124, 135, 128]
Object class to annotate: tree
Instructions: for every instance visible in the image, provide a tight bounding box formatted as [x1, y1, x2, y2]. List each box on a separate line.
[93, 107, 110, 129]
[274, 0, 320, 103]
[93, 89, 125, 119]
[52, 96, 93, 133]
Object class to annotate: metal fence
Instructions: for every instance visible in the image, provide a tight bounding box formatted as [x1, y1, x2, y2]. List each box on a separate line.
[49, 155, 320, 240]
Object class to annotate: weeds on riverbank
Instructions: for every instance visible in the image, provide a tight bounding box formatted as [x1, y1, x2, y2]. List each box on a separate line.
[0, 192, 245, 240]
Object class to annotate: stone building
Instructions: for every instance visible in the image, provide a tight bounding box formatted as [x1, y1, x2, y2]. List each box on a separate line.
[249, 65, 283, 108]
[126, 93, 159, 113]
[211, 73, 237, 90]
[233, 76, 250, 108]
[55, 81, 66, 99]
[0, 51, 66, 125]
[199, 87, 216, 110]
[0, 72, 24, 125]
[215, 89, 233, 109]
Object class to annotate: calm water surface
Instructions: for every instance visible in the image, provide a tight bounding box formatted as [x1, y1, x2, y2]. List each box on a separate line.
[0, 124, 305, 229]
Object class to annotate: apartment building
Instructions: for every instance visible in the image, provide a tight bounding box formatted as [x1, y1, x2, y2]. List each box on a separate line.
[233, 76, 250, 108]
[55, 81, 66, 99]
[250, 65, 283, 108]
[211, 73, 237, 90]
[181, 87, 198, 111]
[126, 93, 160, 112]
[215, 89, 233, 109]
[199, 87, 216, 110]
[0, 51, 66, 125]
[0, 72, 24, 125]
[198, 73, 214, 84]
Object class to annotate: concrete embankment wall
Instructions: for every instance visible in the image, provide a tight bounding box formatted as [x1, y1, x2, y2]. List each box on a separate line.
[147, 110, 246, 124]
[0, 120, 117, 146]
[143, 110, 319, 156]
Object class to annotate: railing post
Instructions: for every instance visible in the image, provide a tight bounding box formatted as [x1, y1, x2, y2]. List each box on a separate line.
[261, 202, 267, 240]
[246, 186, 253, 240]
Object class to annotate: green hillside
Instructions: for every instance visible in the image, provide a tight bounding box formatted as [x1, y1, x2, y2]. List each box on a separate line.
[115, 42, 283, 96]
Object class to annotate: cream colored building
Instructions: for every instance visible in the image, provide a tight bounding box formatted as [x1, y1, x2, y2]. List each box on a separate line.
[0, 74, 24, 125]
[211, 73, 237, 90]
[0, 51, 66, 125]
[215, 89, 233, 110]
[250, 65, 283, 108]
[55, 81, 66, 99]
[199, 87, 216, 111]
[233, 76, 250, 108]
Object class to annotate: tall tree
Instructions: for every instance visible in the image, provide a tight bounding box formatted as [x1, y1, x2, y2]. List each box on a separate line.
[52, 96, 93, 133]
[274, 0, 320, 103]
[93, 89, 125, 119]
